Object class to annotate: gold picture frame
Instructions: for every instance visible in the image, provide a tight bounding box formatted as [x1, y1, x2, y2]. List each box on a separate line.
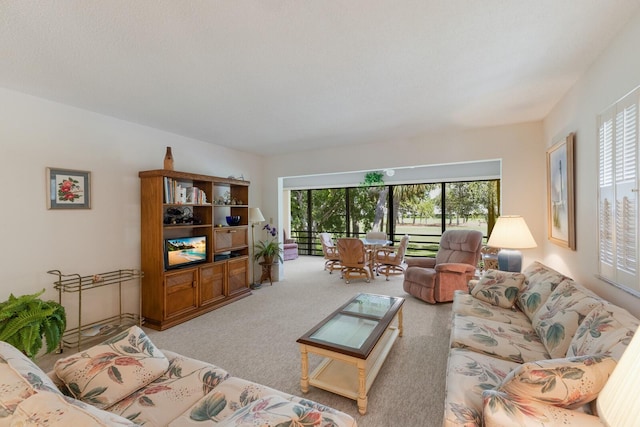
[546, 133, 575, 249]
[47, 167, 91, 209]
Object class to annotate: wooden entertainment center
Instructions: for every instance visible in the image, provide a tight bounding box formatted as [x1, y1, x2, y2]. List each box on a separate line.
[139, 169, 251, 330]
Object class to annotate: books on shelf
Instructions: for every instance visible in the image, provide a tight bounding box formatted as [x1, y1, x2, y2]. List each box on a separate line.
[163, 177, 208, 204]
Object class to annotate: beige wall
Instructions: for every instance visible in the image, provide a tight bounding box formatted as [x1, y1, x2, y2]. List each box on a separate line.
[0, 88, 262, 324]
[542, 10, 640, 316]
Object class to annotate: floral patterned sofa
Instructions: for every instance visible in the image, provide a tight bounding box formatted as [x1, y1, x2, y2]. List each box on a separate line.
[443, 261, 639, 427]
[0, 325, 357, 427]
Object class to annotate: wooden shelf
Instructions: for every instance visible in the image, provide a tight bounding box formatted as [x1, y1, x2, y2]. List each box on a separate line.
[139, 169, 251, 330]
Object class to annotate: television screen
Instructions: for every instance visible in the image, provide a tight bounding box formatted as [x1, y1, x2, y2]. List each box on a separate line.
[165, 235, 208, 270]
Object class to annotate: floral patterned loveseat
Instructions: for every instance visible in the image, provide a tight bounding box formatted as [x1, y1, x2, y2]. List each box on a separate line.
[443, 261, 639, 426]
[0, 325, 357, 427]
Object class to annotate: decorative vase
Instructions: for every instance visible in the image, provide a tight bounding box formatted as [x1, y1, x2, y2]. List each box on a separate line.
[164, 147, 174, 170]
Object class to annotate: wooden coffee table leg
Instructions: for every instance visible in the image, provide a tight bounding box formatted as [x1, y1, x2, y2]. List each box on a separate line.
[357, 361, 367, 414]
[398, 306, 404, 337]
[300, 345, 309, 393]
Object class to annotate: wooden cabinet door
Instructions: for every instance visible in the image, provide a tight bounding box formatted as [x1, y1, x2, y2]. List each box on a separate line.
[164, 268, 198, 319]
[214, 227, 248, 252]
[227, 257, 248, 296]
[199, 263, 225, 306]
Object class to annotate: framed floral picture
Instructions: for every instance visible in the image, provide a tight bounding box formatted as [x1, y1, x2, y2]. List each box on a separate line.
[47, 167, 91, 209]
[546, 133, 575, 249]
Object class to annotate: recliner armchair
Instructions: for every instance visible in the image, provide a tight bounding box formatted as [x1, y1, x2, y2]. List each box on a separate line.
[403, 229, 482, 303]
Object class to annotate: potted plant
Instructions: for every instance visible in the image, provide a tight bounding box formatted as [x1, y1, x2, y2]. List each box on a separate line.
[253, 223, 283, 264]
[0, 289, 66, 359]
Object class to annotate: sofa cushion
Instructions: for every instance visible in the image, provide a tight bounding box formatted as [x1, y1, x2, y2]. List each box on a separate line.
[517, 262, 568, 320]
[0, 341, 62, 419]
[168, 376, 292, 425]
[531, 280, 603, 358]
[451, 314, 550, 364]
[567, 302, 640, 360]
[482, 390, 604, 427]
[443, 348, 520, 427]
[495, 355, 616, 409]
[470, 270, 526, 308]
[217, 394, 322, 426]
[108, 350, 230, 427]
[452, 292, 532, 328]
[54, 326, 169, 409]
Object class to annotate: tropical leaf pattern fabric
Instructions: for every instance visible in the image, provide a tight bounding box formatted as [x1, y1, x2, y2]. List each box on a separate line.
[567, 303, 639, 360]
[11, 390, 140, 426]
[470, 270, 526, 308]
[443, 349, 520, 427]
[0, 341, 62, 419]
[54, 326, 170, 409]
[445, 262, 639, 427]
[517, 262, 568, 320]
[168, 376, 356, 427]
[532, 280, 603, 358]
[452, 292, 531, 328]
[495, 355, 616, 409]
[451, 314, 550, 364]
[217, 394, 322, 427]
[109, 350, 230, 427]
[482, 390, 604, 427]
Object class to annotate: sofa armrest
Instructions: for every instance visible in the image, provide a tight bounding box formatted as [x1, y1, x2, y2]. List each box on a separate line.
[435, 263, 475, 274]
[468, 279, 480, 293]
[406, 257, 436, 269]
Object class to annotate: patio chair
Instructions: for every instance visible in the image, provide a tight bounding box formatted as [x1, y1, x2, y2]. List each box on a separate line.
[336, 238, 374, 284]
[375, 235, 410, 280]
[320, 233, 341, 274]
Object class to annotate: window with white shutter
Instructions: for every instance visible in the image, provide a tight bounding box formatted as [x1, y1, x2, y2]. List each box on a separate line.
[598, 87, 640, 294]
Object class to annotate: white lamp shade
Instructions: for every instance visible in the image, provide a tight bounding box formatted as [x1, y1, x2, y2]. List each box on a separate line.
[487, 215, 537, 249]
[597, 326, 640, 427]
[248, 207, 265, 223]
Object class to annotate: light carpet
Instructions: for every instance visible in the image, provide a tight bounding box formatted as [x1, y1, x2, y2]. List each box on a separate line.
[146, 256, 451, 426]
[42, 256, 452, 426]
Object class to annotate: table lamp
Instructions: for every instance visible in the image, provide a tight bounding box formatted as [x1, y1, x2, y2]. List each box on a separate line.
[597, 325, 640, 427]
[486, 215, 537, 272]
[248, 207, 265, 289]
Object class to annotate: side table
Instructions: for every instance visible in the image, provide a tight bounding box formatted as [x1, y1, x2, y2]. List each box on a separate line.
[258, 261, 275, 285]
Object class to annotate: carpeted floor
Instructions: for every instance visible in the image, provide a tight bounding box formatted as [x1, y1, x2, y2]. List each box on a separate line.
[42, 256, 452, 426]
[147, 256, 451, 426]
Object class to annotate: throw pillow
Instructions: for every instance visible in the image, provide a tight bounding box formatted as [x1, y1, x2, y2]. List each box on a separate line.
[531, 279, 603, 358]
[471, 269, 526, 308]
[54, 325, 169, 409]
[12, 390, 140, 426]
[217, 394, 322, 427]
[567, 303, 640, 360]
[517, 262, 568, 319]
[495, 354, 616, 409]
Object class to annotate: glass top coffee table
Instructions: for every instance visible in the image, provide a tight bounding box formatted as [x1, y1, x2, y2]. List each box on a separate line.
[296, 293, 404, 415]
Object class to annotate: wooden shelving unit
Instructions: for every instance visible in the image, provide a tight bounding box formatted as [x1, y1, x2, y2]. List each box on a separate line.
[48, 269, 143, 352]
[138, 169, 251, 330]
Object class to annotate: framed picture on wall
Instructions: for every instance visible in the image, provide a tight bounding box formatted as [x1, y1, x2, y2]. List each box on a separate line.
[47, 167, 91, 209]
[546, 133, 575, 249]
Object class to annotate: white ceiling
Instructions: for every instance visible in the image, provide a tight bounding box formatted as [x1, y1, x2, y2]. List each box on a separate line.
[2, 1, 639, 156]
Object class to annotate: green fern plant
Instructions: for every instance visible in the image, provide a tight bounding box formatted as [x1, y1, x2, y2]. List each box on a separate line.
[0, 289, 66, 359]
